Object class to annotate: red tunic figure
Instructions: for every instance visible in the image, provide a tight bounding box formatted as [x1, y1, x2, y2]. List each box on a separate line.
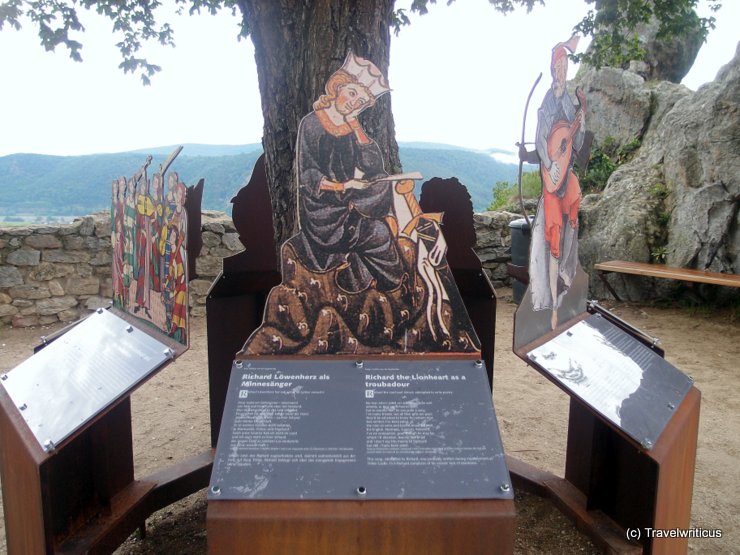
[149, 173, 164, 293]
[519, 35, 589, 330]
[165, 226, 187, 343]
[134, 177, 153, 315]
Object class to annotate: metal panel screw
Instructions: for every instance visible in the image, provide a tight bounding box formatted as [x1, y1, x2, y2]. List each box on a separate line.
[43, 439, 55, 452]
[500, 483, 511, 493]
[96, 308, 104, 314]
[235, 360, 243, 369]
[642, 439, 653, 450]
[668, 402, 675, 410]
[356, 486, 367, 496]
[19, 403, 27, 411]
[126, 325, 134, 333]
[1, 374, 7, 381]
[211, 485, 221, 496]
[474, 360, 483, 369]
[163, 348, 175, 360]
[355, 360, 364, 369]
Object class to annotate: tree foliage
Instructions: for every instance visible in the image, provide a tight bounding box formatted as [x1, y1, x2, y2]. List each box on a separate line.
[487, 170, 542, 211]
[0, 0, 243, 84]
[1, 0, 722, 246]
[0, 0, 721, 85]
[573, 0, 721, 69]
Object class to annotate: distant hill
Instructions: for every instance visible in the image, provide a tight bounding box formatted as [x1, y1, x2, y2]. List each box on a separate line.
[128, 143, 263, 157]
[0, 143, 517, 219]
[398, 147, 517, 211]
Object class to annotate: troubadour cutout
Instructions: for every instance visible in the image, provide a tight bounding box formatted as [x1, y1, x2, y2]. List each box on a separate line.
[519, 35, 592, 334]
[241, 52, 479, 356]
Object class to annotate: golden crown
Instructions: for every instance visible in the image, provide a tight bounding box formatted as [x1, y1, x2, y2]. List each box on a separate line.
[339, 51, 391, 99]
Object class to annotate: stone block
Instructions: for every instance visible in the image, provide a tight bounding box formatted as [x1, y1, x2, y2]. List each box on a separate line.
[190, 305, 207, 318]
[12, 314, 38, 327]
[36, 296, 78, 316]
[85, 236, 109, 250]
[4, 227, 32, 237]
[38, 315, 59, 325]
[0, 292, 11, 304]
[58, 308, 80, 322]
[196, 255, 222, 278]
[202, 231, 221, 248]
[77, 264, 94, 278]
[94, 215, 112, 238]
[7, 248, 41, 266]
[84, 296, 110, 311]
[25, 235, 62, 249]
[11, 299, 34, 308]
[77, 217, 95, 236]
[34, 225, 60, 234]
[0, 266, 24, 288]
[0, 304, 19, 318]
[202, 221, 226, 234]
[58, 222, 80, 236]
[48, 280, 65, 296]
[65, 276, 100, 295]
[209, 247, 235, 258]
[222, 233, 244, 251]
[8, 284, 51, 300]
[30, 262, 75, 281]
[43, 250, 91, 263]
[189, 279, 213, 296]
[99, 277, 113, 298]
[90, 252, 112, 266]
[63, 236, 86, 250]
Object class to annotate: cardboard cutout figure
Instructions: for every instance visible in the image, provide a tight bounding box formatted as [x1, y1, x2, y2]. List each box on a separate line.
[111, 152, 190, 345]
[516, 36, 592, 346]
[242, 53, 479, 356]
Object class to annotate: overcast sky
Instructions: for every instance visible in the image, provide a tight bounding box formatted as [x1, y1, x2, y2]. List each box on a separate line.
[0, 0, 737, 157]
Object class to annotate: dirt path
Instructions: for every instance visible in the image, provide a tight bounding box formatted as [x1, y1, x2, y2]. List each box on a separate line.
[0, 289, 737, 553]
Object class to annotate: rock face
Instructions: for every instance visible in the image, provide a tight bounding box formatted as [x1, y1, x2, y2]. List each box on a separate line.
[574, 66, 653, 147]
[586, 11, 704, 84]
[577, 43, 740, 301]
[631, 17, 704, 83]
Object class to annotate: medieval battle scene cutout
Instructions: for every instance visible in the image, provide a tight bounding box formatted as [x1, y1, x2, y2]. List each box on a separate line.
[241, 52, 480, 356]
[514, 35, 593, 350]
[111, 150, 190, 346]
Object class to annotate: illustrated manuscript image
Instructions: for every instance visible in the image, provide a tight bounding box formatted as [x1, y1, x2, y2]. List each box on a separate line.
[111, 158, 189, 345]
[242, 53, 480, 356]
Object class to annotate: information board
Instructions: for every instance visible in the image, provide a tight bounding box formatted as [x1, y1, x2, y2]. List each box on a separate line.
[209, 359, 511, 501]
[1, 309, 171, 451]
[527, 312, 693, 448]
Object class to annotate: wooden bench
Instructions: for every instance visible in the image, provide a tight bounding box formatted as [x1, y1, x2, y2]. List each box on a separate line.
[594, 260, 740, 301]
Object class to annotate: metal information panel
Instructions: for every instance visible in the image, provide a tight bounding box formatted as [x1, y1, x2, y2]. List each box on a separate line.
[528, 312, 693, 449]
[1, 309, 171, 452]
[209, 359, 511, 501]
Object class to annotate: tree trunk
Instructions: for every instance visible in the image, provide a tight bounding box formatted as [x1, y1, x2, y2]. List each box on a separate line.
[236, 0, 401, 252]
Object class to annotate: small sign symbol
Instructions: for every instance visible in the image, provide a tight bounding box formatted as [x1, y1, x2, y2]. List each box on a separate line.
[239, 390, 249, 399]
[365, 390, 374, 399]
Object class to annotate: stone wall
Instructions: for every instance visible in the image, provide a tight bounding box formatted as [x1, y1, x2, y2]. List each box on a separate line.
[0, 210, 245, 328]
[0, 210, 518, 329]
[473, 211, 523, 287]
